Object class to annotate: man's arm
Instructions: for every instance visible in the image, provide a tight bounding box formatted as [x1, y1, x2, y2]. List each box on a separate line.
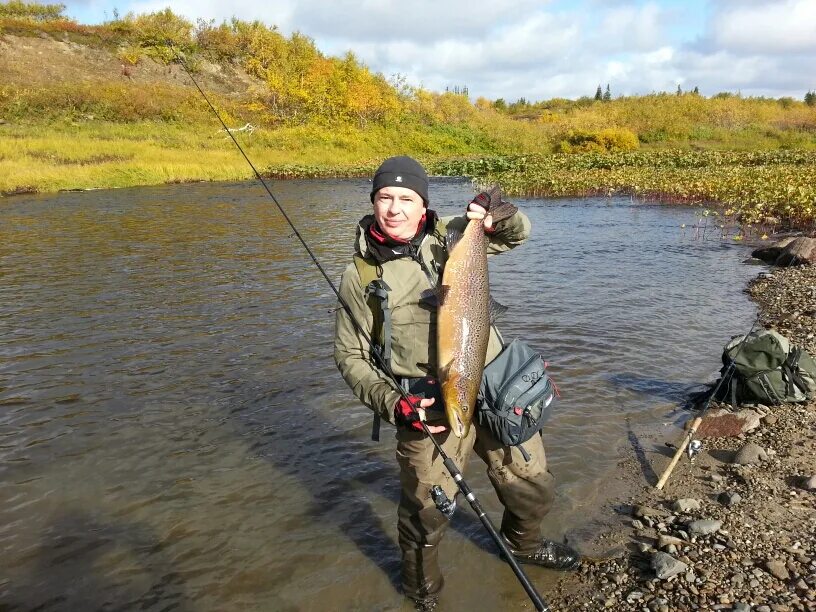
[333, 264, 402, 423]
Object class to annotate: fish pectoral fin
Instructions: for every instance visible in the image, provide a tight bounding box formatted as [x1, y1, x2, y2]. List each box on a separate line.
[446, 225, 464, 253]
[437, 360, 454, 383]
[488, 295, 509, 323]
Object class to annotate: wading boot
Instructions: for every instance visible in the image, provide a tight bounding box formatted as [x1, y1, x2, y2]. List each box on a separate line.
[508, 538, 581, 570]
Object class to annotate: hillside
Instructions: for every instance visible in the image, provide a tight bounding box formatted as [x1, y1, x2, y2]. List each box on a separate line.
[1, 3, 815, 226]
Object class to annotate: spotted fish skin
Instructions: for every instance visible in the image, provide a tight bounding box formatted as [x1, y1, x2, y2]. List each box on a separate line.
[437, 187, 516, 438]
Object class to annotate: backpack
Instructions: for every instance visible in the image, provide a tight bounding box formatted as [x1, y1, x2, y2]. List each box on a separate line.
[715, 329, 816, 406]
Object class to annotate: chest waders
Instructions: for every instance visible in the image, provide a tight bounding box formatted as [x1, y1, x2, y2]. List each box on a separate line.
[171, 44, 551, 612]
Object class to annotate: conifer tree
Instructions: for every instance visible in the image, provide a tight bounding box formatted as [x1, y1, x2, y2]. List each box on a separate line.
[603, 84, 611, 101]
[594, 85, 602, 100]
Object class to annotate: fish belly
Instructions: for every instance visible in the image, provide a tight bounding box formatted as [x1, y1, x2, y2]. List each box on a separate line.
[437, 223, 490, 433]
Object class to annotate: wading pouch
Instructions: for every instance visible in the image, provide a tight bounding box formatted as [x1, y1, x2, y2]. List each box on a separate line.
[476, 339, 556, 456]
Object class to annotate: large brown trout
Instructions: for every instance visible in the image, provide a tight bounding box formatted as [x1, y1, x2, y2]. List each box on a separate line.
[437, 186, 517, 437]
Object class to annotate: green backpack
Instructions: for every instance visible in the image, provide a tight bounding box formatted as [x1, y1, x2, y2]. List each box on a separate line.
[715, 329, 816, 406]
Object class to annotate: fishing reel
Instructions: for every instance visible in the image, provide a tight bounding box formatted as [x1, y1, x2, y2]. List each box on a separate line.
[430, 485, 456, 519]
[687, 439, 703, 460]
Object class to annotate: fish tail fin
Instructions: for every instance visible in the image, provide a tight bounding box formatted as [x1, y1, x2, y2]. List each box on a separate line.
[472, 185, 503, 210]
[489, 199, 518, 224]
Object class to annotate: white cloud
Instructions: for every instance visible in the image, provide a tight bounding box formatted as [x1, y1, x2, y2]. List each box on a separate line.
[708, 0, 816, 54]
[90, 0, 816, 100]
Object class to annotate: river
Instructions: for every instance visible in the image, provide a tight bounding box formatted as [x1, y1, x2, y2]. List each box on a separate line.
[0, 178, 761, 610]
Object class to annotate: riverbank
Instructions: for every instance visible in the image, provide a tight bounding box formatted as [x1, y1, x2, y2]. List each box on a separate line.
[547, 263, 816, 611]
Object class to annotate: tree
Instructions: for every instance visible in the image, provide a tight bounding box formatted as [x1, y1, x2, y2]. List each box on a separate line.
[693, 86, 700, 95]
[594, 84, 602, 101]
[805, 90, 816, 107]
[602, 83, 611, 101]
[493, 98, 506, 111]
[676, 84, 682, 96]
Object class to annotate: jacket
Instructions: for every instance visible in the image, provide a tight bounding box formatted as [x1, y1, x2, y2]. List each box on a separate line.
[334, 208, 532, 425]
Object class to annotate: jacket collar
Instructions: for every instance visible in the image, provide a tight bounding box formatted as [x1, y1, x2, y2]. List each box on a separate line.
[355, 210, 438, 263]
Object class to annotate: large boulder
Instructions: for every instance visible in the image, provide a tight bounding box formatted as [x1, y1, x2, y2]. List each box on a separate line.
[694, 408, 762, 438]
[753, 236, 816, 266]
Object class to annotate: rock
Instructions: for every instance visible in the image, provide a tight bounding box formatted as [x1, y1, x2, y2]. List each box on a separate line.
[732, 441, 768, 465]
[658, 535, 686, 549]
[634, 505, 670, 519]
[732, 604, 751, 612]
[688, 519, 723, 536]
[651, 551, 688, 579]
[718, 491, 742, 506]
[763, 413, 779, 426]
[696, 409, 763, 438]
[672, 498, 702, 512]
[766, 560, 790, 580]
[753, 236, 816, 266]
[799, 475, 816, 491]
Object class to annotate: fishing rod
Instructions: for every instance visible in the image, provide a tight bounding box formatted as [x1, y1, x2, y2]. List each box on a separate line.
[167, 45, 550, 612]
[656, 314, 761, 489]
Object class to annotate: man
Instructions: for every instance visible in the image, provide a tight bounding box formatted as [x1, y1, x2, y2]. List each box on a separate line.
[334, 156, 579, 609]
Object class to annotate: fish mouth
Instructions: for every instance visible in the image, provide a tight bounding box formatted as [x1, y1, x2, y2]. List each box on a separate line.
[450, 411, 466, 438]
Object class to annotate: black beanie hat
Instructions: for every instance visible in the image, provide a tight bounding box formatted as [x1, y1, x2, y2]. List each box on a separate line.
[370, 156, 429, 206]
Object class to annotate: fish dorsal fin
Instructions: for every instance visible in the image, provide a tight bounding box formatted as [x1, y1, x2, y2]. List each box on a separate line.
[488, 295, 508, 323]
[446, 225, 464, 253]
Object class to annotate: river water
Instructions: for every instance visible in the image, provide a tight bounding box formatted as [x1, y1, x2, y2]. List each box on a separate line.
[1, 178, 761, 611]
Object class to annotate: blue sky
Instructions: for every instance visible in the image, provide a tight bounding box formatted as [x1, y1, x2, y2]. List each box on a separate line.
[60, 0, 816, 101]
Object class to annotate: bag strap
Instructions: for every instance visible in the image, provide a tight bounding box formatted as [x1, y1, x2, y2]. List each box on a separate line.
[783, 347, 810, 397]
[353, 254, 393, 441]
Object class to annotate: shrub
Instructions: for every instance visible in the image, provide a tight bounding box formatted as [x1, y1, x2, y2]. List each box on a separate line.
[557, 128, 639, 153]
[0, 0, 65, 21]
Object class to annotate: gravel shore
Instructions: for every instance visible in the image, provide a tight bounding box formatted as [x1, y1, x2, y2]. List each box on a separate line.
[548, 264, 816, 611]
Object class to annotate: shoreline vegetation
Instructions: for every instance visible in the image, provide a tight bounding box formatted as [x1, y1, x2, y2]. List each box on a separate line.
[1, 2, 816, 228]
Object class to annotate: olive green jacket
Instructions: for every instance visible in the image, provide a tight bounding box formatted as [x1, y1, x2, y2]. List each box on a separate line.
[333, 209, 531, 425]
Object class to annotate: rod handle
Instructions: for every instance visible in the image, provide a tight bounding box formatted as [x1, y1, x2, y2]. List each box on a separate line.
[655, 416, 702, 490]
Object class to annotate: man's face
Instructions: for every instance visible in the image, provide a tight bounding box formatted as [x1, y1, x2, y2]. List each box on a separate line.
[373, 186, 425, 241]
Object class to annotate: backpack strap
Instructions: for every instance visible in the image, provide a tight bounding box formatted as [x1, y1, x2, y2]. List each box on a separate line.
[783, 347, 810, 397]
[353, 254, 393, 442]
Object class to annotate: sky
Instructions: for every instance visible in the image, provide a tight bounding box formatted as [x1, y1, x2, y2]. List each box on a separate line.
[62, 0, 816, 102]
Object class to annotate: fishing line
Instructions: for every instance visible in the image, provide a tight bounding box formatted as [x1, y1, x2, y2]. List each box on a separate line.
[168, 45, 550, 611]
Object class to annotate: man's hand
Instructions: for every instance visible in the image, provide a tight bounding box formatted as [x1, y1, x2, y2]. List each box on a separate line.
[394, 396, 447, 433]
[467, 202, 494, 232]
